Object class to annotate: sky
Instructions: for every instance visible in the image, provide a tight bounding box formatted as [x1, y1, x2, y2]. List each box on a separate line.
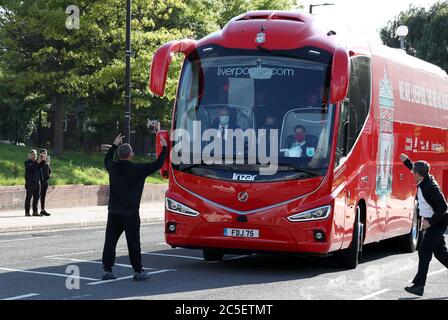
[299, 0, 439, 43]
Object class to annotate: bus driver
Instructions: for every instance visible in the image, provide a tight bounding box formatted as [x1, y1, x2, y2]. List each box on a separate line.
[284, 125, 317, 158]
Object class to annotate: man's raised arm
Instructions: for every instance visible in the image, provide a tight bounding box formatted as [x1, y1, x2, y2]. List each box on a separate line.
[140, 136, 168, 177]
[400, 153, 414, 171]
[105, 134, 124, 172]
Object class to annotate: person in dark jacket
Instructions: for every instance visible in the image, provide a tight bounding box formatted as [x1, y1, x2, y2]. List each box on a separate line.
[24, 149, 42, 217]
[400, 154, 448, 296]
[38, 149, 51, 216]
[101, 133, 168, 281]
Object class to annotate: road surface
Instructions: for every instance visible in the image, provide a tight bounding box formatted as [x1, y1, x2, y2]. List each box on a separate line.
[0, 223, 447, 300]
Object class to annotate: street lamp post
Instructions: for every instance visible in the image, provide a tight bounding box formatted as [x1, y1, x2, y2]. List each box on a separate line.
[396, 25, 409, 50]
[309, 2, 334, 14]
[124, 0, 132, 144]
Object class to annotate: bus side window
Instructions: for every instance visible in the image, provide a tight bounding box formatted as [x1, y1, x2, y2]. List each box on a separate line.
[335, 98, 350, 167]
[347, 56, 371, 152]
[334, 56, 371, 168]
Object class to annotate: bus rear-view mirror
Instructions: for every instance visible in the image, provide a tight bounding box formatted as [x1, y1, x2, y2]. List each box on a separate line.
[330, 46, 350, 104]
[149, 39, 196, 97]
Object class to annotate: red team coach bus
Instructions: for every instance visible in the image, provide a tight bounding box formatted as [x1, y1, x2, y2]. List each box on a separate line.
[149, 11, 448, 268]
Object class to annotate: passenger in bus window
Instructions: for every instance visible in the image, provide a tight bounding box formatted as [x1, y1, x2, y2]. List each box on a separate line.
[284, 125, 317, 158]
[305, 86, 324, 109]
[252, 92, 269, 120]
[208, 106, 239, 140]
[237, 114, 251, 131]
[261, 115, 277, 130]
[400, 154, 448, 297]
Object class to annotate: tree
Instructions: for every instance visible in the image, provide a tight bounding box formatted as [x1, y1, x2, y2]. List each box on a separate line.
[0, 0, 98, 154]
[0, 0, 303, 153]
[380, 1, 448, 72]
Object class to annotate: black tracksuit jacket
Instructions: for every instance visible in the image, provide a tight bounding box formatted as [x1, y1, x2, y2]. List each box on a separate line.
[104, 144, 167, 215]
[24, 159, 41, 188]
[403, 159, 448, 227]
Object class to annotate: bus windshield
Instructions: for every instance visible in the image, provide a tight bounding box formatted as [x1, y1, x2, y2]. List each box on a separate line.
[173, 46, 335, 181]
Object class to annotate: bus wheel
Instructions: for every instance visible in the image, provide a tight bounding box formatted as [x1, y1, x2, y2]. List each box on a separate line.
[203, 249, 224, 262]
[397, 205, 420, 253]
[336, 206, 364, 269]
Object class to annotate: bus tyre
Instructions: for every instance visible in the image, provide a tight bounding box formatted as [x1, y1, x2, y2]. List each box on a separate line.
[336, 207, 363, 269]
[397, 207, 420, 253]
[203, 249, 224, 262]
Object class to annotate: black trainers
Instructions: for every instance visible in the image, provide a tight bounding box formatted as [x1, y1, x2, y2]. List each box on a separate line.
[40, 210, 51, 216]
[405, 285, 424, 296]
[102, 271, 117, 280]
[133, 271, 150, 281]
[32, 211, 41, 217]
[25, 212, 31, 217]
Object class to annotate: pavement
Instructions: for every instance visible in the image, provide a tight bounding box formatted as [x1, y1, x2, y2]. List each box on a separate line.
[0, 202, 165, 234]
[0, 223, 447, 300]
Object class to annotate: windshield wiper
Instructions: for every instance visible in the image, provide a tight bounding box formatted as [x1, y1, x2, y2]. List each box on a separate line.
[177, 161, 207, 171]
[278, 163, 322, 177]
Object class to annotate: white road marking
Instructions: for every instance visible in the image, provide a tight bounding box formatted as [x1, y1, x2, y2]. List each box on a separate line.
[0, 235, 61, 243]
[86, 269, 176, 285]
[143, 252, 203, 260]
[356, 289, 391, 300]
[2, 293, 40, 300]
[224, 255, 250, 261]
[46, 257, 156, 270]
[408, 268, 447, 282]
[0, 267, 100, 281]
[43, 249, 126, 259]
[43, 250, 102, 258]
[427, 268, 447, 277]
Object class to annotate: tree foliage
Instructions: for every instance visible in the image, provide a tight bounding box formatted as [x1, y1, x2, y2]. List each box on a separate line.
[0, 0, 301, 152]
[380, 1, 448, 72]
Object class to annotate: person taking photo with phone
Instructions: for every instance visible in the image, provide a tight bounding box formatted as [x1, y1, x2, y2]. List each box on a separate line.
[101, 133, 168, 281]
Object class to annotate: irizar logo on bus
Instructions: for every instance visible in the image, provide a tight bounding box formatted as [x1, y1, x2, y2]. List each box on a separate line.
[232, 173, 257, 182]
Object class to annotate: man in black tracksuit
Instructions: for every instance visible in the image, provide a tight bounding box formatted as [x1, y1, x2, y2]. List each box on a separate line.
[39, 149, 51, 216]
[400, 154, 448, 296]
[101, 133, 167, 281]
[24, 149, 42, 217]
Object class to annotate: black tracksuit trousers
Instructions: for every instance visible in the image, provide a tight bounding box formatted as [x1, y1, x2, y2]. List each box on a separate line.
[25, 184, 40, 213]
[40, 181, 49, 210]
[413, 222, 448, 286]
[102, 213, 142, 273]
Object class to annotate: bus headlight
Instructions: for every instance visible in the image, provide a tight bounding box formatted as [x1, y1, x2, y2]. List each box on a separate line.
[165, 197, 200, 217]
[287, 205, 331, 222]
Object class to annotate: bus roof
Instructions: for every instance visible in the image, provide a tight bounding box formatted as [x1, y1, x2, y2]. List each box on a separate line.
[196, 10, 447, 81]
[369, 43, 448, 80]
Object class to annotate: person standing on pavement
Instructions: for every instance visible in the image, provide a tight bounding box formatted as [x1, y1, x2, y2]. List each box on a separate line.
[24, 149, 42, 217]
[400, 154, 448, 296]
[38, 149, 51, 216]
[102, 133, 168, 281]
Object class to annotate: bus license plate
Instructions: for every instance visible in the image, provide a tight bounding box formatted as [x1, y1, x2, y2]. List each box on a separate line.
[224, 228, 259, 238]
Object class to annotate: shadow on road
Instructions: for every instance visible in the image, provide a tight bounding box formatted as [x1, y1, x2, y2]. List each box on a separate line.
[0, 241, 414, 300]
